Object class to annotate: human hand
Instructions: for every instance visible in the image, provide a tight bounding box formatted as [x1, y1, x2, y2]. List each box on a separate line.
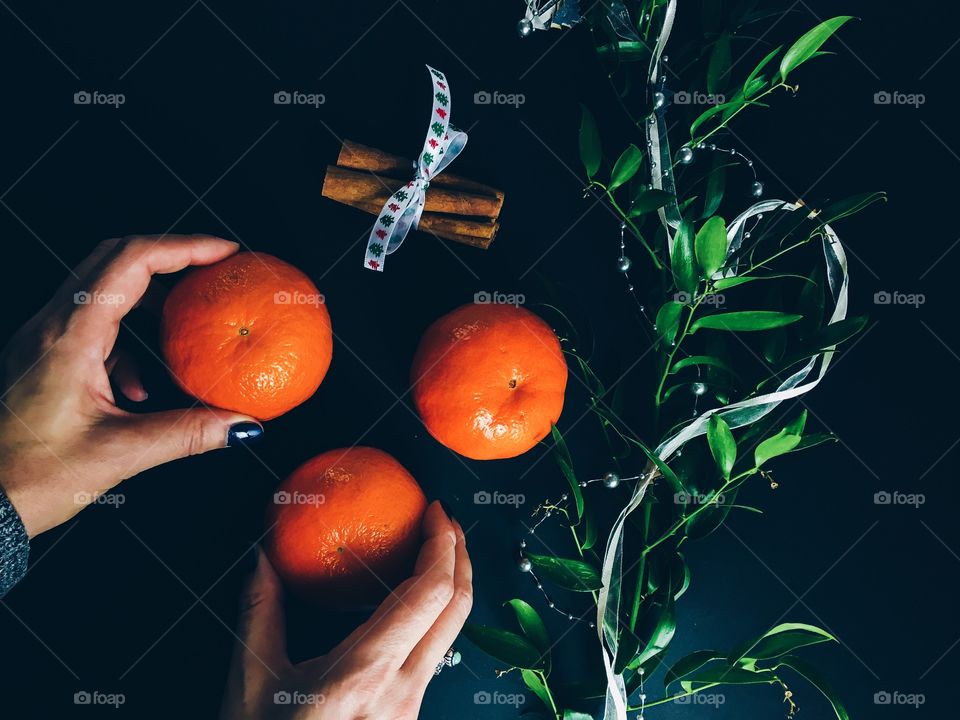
[221, 501, 473, 720]
[0, 235, 265, 538]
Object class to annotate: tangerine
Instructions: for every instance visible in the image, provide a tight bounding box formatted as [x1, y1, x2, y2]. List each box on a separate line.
[411, 303, 567, 460]
[265, 447, 428, 606]
[160, 251, 332, 420]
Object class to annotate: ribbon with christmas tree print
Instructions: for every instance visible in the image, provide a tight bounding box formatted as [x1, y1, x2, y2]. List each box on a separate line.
[363, 65, 468, 271]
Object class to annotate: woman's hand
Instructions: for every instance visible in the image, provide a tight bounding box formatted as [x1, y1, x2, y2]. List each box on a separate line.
[0, 235, 264, 538]
[221, 501, 473, 720]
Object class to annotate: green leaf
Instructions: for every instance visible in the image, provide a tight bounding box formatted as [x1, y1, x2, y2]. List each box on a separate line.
[635, 443, 685, 497]
[550, 424, 584, 520]
[707, 33, 732, 94]
[694, 216, 727, 278]
[669, 354, 738, 378]
[671, 219, 698, 295]
[520, 669, 553, 712]
[754, 428, 802, 468]
[614, 627, 641, 674]
[609, 144, 644, 191]
[785, 409, 807, 436]
[655, 301, 684, 345]
[505, 599, 551, 654]
[664, 650, 723, 691]
[762, 327, 787, 364]
[681, 665, 776, 689]
[776, 655, 850, 720]
[793, 432, 837, 452]
[707, 415, 736, 479]
[818, 191, 886, 225]
[713, 273, 811, 291]
[671, 552, 690, 600]
[461, 624, 545, 669]
[779, 16, 854, 82]
[700, 158, 728, 219]
[636, 596, 677, 666]
[563, 711, 595, 720]
[630, 187, 675, 217]
[691, 311, 802, 333]
[526, 552, 603, 592]
[779, 316, 869, 369]
[690, 102, 728, 136]
[580, 506, 598, 551]
[578, 104, 602, 179]
[731, 623, 835, 664]
[796, 265, 825, 340]
[744, 45, 782, 92]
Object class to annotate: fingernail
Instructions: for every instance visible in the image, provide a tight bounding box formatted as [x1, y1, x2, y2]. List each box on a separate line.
[227, 422, 264, 447]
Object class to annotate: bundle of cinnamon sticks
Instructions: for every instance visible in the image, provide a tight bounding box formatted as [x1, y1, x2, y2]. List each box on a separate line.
[321, 140, 504, 249]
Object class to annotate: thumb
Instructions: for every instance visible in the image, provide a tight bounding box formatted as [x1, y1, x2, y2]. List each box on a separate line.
[221, 549, 290, 718]
[103, 407, 264, 479]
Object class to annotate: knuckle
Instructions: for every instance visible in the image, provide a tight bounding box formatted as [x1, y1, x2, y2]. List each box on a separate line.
[425, 577, 455, 609]
[451, 586, 473, 616]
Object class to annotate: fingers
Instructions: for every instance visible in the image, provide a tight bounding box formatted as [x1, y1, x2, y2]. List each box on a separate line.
[402, 518, 473, 683]
[98, 406, 262, 480]
[69, 235, 239, 360]
[107, 348, 148, 402]
[330, 502, 457, 669]
[221, 549, 290, 718]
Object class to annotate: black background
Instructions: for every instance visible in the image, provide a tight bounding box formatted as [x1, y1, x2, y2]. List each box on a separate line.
[0, 1, 953, 718]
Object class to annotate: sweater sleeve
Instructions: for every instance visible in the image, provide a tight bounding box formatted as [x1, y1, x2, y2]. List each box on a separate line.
[0, 488, 29, 598]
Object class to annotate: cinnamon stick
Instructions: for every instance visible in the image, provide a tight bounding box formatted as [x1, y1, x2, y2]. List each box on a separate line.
[322, 165, 501, 218]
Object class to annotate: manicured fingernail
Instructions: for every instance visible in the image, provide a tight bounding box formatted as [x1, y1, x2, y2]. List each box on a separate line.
[227, 422, 264, 447]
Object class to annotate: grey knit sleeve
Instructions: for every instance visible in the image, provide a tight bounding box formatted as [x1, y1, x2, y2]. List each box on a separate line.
[0, 487, 29, 598]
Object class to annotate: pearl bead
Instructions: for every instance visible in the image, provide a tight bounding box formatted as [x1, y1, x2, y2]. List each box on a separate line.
[603, 471, 620, 488]
[561, 493, 568, 501]
[677, 146, 694, 164]
[751, 180, 764, 197]
[691, 382, 707, 396]
[520, 539, 526, 548]
[578, 480, 588, 487]
[617, 255, 632, 272]
[708, 143, 716, 150]
[567, 613, 574, 619]
[627, 285, 635, 292]
[653, 91, 665, 109]
[548, 601, 555, 608]
[518, 557, 532, 572]
[517, 18, 533, 37]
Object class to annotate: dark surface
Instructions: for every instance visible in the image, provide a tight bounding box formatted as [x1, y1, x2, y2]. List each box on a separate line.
[0, 1, 953, 718]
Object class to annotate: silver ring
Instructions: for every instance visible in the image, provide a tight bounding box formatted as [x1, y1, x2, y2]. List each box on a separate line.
[434, 647, 461, 675]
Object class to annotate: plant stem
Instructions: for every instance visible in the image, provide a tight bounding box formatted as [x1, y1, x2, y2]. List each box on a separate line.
[641, 468, 757, 558]
[654, 295, 704, 408]
[629, 501, 653, 631]
[692, 83, 789, 148]
[536, 670, 560, 719]
[595, 183, 665, 270]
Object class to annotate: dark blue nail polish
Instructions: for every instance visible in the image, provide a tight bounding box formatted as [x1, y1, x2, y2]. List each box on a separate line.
[227, 422, 264, 447]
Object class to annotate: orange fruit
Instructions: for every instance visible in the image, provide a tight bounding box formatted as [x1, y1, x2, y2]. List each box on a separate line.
[265, 447, 428, 606]
[160, 251, 332, 420]
[411, 303, 567, 460]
